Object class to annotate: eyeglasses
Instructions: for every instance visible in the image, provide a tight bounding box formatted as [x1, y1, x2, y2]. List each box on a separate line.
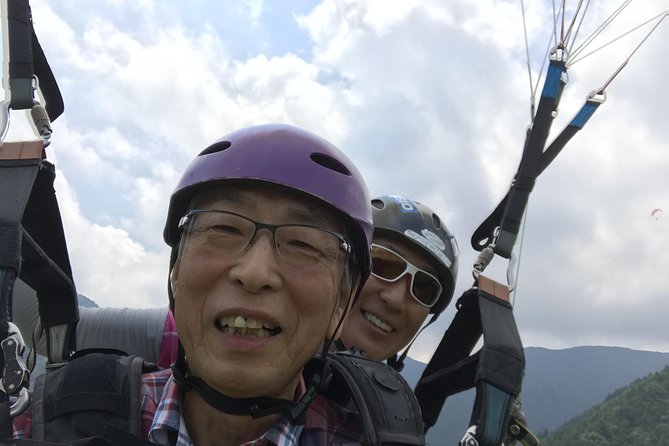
[178, 209, 351, 271]
[370, 243, 442, 308]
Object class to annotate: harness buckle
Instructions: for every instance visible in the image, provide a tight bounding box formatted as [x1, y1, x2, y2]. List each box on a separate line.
[1, 322, 31, 417]
[459, 426, 479, 446]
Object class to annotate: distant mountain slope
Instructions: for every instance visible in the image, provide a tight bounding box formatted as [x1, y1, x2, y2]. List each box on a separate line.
[540, 365, 669, 445]
[400, 346, 669, 444]
[77, 294, 99, 308]
[522, 346, 669, 432]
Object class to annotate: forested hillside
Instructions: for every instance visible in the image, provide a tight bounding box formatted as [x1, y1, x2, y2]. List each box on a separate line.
[400, 346, 669, 444]
[540, 365, 669, 445]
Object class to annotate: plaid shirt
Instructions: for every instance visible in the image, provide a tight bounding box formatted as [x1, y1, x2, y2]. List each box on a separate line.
[142, 369, 304, 445]
[141, 369, 363, 446]
[13, 367, 363, 445]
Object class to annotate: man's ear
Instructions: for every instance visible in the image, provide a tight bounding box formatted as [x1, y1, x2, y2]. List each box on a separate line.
[170, 257, 181, 296]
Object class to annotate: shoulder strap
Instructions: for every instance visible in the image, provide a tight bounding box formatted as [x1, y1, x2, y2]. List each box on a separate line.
[414, 276, 525, 445]
[0, 143, 79, 365]
[32, 351, 156, 445]
[314, 351, 426, 446]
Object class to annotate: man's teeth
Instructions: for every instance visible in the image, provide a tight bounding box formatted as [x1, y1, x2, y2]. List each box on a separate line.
[217, 315, 278, 337]
[363, 311, 393, 333]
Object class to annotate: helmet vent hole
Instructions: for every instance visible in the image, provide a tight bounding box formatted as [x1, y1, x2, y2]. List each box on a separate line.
[371, 199, 385, 209]
[199, 141, 232, 156]
[432, 214, 442, 229]
[310, 153, 351, 176]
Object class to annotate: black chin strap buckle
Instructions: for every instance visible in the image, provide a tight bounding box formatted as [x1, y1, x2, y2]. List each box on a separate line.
[170, 363, 192, 391]
[287, 382, 316, 422]
[289, 368, 323, 423]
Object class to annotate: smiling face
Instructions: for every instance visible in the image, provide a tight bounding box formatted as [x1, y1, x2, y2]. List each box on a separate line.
[171, 183, 350, 400]
[340, 234, 436, 361]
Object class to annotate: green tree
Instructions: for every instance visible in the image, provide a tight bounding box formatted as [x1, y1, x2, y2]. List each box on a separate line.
[541, 365, 669, 445]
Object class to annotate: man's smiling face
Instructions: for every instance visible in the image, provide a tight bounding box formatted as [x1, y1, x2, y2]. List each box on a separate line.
[171, 183, 349, 399]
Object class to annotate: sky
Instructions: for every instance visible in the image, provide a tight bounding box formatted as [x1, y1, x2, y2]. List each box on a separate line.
[2, 0, 668, 362]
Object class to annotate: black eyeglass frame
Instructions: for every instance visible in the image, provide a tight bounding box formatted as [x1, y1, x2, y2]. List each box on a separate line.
[178, 209, 352, 256]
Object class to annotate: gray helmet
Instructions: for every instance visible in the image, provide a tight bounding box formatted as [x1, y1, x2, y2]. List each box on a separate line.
[371, 195, 459, 315]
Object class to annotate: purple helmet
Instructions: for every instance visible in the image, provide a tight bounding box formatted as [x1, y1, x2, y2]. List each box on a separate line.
[163, 123, 373, 282]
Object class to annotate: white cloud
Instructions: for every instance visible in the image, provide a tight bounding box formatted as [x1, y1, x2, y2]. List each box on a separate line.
[55, 174, 168, 308]
[3, 0, 667, 355]
[242, 0, 265, 27]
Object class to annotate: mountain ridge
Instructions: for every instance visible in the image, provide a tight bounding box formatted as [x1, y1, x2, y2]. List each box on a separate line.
[400, 345, 669, 444]
[539, 364, 669, 444]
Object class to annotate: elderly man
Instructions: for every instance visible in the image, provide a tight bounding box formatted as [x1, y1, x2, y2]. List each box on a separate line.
[11, 123, 376, 445]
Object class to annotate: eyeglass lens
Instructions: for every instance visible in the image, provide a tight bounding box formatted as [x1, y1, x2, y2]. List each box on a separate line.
[371, 244, 441, 307]
[186, 210, 344, 268]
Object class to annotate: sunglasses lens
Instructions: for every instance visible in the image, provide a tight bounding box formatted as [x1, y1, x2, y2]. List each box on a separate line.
[371, 246, 407, 280]
[412, 271, 441, 307]
[371, 244, 441, 308]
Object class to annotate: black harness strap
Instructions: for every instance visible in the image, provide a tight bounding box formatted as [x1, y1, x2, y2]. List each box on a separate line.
[413, 290, 481, 429]
[0, 143, 77, 436]
[0, 401, 11, 440]
[0, 142, 79, 365]
[30, 29, 65, 121]
[471, 55, 603, 258]
[5, 0, 34, 111]
[414, 276, 524, 445]
[4, 0, 64, 119]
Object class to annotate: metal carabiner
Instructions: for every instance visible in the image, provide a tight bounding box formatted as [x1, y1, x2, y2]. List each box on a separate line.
[472, 245, 495, 280]
[8, 387, 30, 417]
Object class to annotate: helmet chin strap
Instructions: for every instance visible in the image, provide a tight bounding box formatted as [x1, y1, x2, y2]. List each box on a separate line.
[171, 341, 327, 421]
[388, 312, 439, 372]
[167, 250, 320, 421]
[168, 258, 357, 421]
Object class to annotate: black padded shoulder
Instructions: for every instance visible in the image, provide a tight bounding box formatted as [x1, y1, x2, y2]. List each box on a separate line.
[31, 350, 156, 445]
[312, 350, 426, 445]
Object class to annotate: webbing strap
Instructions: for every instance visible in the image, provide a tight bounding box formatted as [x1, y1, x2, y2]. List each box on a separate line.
[0, 148, 78, 363]
[43, 393, 129, 422]
[414, 276, 524, 440]
[31, 29, 65, 121]
[471, 56, 603, 258]
[4, 0, 64, 120]
[0, 401, 11, 439]
[413, 289, 480, 428]
[5, 0, 34, 110]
